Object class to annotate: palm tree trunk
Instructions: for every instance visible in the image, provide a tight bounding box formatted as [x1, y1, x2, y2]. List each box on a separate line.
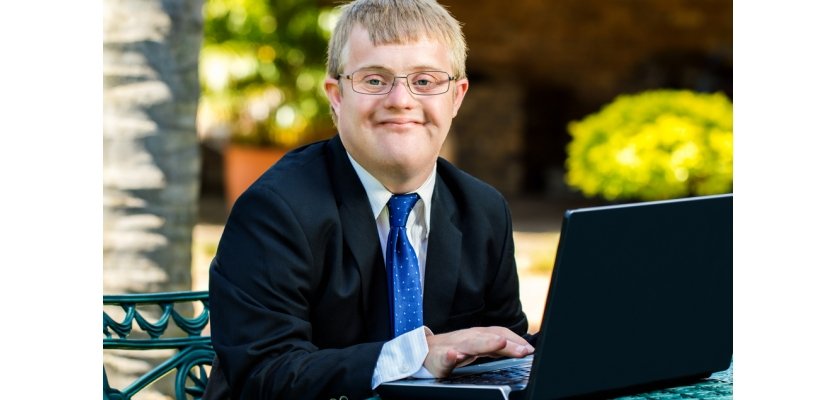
[103, 0, 203, 293]
[103, 0, 203, 396]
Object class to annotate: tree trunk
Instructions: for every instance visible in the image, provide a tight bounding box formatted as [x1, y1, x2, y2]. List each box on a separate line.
[103, 0, 203, 293]
[103, 0, 203, 397]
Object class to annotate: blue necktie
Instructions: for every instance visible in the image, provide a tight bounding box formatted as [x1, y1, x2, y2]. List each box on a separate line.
[386, 193, 423, 338]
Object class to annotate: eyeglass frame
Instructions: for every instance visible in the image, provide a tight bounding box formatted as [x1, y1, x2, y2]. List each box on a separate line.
[337, 69, 458, 96]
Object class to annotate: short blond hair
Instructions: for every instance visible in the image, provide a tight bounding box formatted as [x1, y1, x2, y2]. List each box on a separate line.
[327, 0, 468, 79]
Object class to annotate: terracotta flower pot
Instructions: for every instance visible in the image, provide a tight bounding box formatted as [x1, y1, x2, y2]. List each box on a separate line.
[223, 144, 286, 210]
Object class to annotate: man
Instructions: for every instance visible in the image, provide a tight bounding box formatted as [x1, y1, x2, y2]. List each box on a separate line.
[206, 0, 535, 398]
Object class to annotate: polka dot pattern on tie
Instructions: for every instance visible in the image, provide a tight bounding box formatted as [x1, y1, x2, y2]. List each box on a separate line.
[386, 193, 423, 337]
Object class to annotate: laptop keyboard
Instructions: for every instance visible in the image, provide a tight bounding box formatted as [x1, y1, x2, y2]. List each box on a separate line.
[438, 360, 532, 386]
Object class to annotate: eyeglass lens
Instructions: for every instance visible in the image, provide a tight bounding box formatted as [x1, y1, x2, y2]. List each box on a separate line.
[350, 69, 451, 95]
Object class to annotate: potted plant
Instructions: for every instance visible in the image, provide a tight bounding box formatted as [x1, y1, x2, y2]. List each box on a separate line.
[564, 89, 733, 201]
[199, 0, 338, 209]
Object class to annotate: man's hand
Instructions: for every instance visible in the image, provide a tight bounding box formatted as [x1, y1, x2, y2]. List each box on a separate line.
[423, 326, 535, 378]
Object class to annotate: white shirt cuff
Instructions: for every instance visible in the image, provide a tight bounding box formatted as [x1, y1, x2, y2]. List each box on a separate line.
[371, 326, 430, 389]
[410, 366, 435, 379]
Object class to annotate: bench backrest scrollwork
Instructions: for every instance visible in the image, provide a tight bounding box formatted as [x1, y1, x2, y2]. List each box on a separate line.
[103, 291, 214, 400]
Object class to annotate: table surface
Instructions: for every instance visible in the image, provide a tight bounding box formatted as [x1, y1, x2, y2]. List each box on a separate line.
[613, 363, 733, 400]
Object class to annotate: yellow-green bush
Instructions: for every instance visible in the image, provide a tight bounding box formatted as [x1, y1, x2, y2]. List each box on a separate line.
[565, 89, 733, 201]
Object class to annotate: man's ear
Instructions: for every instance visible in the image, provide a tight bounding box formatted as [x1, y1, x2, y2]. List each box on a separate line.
[324, 77, 343, 117]
[451, 78, 469, 118]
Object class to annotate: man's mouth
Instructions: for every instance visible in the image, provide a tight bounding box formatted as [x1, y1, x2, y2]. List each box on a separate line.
[377, 117, 424, 126]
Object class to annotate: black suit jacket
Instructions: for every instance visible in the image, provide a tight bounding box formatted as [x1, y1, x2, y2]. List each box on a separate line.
[208, 136, 528, 399]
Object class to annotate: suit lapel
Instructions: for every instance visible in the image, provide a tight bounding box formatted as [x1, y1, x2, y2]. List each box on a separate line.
[422, 176, 462, 331]
[326, 137, 392, 340]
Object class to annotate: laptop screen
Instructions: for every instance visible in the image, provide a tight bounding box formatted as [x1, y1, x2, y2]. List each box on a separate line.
[528, 194, 733, 399]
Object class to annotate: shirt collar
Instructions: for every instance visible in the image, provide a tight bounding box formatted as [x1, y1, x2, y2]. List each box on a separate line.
[345, 151, 435, 230]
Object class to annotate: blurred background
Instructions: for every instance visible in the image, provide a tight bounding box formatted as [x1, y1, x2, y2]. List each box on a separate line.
[195, 0, 732, 212]
[103, 0, 731, 397]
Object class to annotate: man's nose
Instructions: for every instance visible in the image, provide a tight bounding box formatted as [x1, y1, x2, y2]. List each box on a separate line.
[384, 77, 417, 105]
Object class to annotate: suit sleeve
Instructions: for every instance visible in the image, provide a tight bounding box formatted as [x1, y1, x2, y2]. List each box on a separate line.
[484, 199, 530, 337]
[209, 186, 384, 400]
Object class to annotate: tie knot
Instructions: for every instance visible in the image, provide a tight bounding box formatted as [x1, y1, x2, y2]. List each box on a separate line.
[388, 193, 420, 228]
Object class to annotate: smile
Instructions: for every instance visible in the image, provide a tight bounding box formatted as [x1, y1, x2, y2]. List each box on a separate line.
[377, 118, 424, 126]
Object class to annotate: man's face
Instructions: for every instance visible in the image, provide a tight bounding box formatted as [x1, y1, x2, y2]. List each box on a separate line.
[324, 26, 469, 190]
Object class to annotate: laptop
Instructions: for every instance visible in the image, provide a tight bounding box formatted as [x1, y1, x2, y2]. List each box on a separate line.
[376, 193, 732, 399]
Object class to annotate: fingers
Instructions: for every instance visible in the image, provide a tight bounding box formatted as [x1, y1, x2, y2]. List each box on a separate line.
[454, 327, 534, 359]
[445, 349, 459, 368]
[453, 331, 507, 356]
[481, 326, 534, 352]
[423, 348, 462, 378]
[498, 339, 535, 358]
[437, 349, 477, 374]
[492, 327, 535, 357]
[454, 352, 478, 368]
[423, 326, 536, 377]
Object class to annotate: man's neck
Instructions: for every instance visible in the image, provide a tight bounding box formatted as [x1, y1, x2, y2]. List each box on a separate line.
[345, 153, 436, 195]
[377, 167, 434, 194]
[345, 150, 436, 238]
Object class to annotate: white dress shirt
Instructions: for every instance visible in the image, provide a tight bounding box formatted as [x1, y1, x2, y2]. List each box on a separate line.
[345, 153, 437, 388]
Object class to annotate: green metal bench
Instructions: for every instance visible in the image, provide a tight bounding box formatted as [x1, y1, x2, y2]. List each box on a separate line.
[103, 291, 214, 400]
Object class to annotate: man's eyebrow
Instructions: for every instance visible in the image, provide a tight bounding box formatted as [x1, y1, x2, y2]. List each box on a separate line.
[353, 65, 390, 72]
[353, 65, 447, 73]
[409, 65, 448, 73]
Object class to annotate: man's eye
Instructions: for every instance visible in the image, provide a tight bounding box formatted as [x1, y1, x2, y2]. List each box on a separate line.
[413, 79, 432, 87]
[363, 76, 387, 86]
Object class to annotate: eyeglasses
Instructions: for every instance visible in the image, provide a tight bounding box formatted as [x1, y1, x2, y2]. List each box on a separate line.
[338, 68, 456, 96]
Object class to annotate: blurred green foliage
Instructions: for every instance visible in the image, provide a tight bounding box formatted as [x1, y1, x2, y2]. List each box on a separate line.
[199, 0, 339, 147]
[565, 89, 733, 201]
